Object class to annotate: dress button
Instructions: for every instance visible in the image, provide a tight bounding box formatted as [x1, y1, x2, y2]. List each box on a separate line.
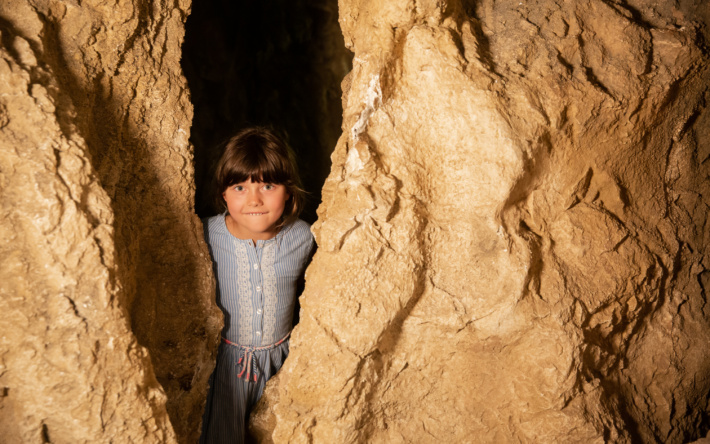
[257, 309, 263, 315]
[256, 331, 261, 335]
[253, 264, 259, 270]
[256, 286, 262, 292]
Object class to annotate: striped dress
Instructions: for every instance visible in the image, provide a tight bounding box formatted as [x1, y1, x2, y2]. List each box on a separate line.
[199, 215, 314, 444]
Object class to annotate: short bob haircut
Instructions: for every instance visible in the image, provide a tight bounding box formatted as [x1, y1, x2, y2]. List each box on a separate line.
[215, 127, 305, 228]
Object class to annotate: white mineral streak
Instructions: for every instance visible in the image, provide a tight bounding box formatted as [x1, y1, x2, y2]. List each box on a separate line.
[344, 145, 365, 175]
[350, 74, 382, 143]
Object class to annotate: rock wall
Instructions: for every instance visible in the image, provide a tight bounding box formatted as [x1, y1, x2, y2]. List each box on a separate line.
[0, 1, 221, 442]
[253, 0, 710, 442]
[2, 0, 709, 442]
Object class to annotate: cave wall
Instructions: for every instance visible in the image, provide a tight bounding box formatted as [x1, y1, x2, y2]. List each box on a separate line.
[2, 0, 709, 442]
[0, 1, 221, 442]
[253, 0, 710, 442]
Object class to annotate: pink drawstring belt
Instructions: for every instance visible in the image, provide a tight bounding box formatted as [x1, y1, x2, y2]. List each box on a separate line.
[222, 332, 290, 383]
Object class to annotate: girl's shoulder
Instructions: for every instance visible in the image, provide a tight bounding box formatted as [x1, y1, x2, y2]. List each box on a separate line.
[283, 218, 311, 234]
[201, 214, 228, 242]
[202, 214, 223, 230]
[279, 219, 314, 245]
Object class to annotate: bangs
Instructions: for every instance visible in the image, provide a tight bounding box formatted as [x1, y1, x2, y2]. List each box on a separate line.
[221, 151, 290, 187]
[217, 131, 293, 190]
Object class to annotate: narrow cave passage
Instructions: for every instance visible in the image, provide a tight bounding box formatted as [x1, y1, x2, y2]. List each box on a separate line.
[182, 0, 352, 223]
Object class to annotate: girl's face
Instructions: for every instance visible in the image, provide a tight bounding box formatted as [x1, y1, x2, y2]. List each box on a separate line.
[222, 179, 290, 241]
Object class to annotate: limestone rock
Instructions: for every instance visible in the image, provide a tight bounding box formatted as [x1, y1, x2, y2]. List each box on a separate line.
[253, 0, 710, 442]
[0, 1, 221, 442]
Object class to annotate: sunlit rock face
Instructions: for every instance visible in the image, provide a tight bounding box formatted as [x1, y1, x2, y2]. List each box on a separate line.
[253, 0, 710, 442]
[0, 1, 221, 442]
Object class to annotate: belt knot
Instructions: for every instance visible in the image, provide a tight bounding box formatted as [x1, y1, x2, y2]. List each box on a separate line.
[221, 332, 290, 383]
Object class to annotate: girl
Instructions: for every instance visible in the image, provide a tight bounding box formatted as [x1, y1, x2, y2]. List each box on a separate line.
[199, 127, 314, 443]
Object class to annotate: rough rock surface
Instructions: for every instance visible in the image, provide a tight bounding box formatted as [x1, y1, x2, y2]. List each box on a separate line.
[0, 1, 221, 442]
[253, 0, 710, 442]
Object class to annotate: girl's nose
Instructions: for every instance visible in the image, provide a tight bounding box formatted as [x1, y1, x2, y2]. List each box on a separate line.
[247, 191, 263, 206]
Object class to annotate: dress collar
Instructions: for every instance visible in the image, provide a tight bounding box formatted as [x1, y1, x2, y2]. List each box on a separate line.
[219, 212, 291, 248]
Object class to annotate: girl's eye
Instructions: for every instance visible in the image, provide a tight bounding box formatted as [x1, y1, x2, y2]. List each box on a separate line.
[264, 184, 274, 191]
[234, 185, 244, 191]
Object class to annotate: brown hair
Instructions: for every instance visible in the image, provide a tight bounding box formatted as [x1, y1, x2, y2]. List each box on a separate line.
[215, 127, 304, 228]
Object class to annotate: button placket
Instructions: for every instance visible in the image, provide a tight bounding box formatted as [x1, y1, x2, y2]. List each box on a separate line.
[255, 271, 264, 317]
[252, 246, 265, 343]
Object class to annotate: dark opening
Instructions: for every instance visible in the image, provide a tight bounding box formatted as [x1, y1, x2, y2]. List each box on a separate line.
[182, 0, 352, 223]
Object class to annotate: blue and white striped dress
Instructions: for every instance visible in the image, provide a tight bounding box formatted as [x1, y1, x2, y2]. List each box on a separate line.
[199, 215, 314, 444]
